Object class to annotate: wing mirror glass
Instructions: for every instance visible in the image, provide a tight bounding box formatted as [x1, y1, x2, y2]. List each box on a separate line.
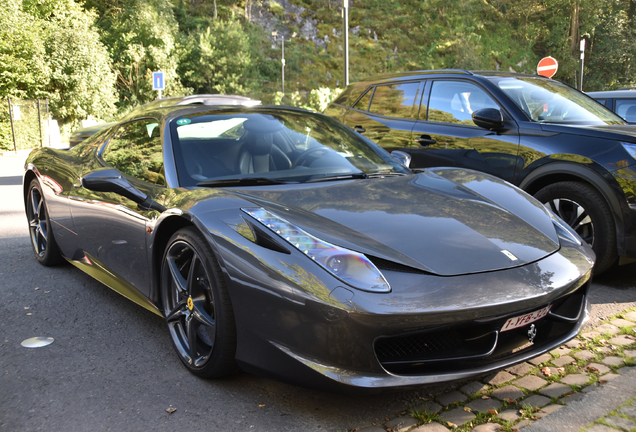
[472, 108, 504, 130]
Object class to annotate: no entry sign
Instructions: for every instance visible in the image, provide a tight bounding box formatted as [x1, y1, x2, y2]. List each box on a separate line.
[537, 57, 558, 78]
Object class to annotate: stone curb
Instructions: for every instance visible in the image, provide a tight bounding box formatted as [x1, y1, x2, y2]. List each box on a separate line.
[523, 369, 636, 432]
[355, 308, 636, 432]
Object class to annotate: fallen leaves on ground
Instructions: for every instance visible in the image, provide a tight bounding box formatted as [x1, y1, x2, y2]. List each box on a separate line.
[165, 407, 176, 414]
[487, 409, 498, 415]
[541, 366, 552, 376]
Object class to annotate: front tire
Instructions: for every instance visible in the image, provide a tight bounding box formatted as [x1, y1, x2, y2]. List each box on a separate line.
[535, 181, 617, 274]
[26, 179, 65, 266]
[160, 227, 238, 378]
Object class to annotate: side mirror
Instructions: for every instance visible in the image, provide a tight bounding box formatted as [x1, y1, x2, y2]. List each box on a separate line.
[391, 150, 411, 168]
[472, 108, 504, 130]
[81, 168, 148, 204]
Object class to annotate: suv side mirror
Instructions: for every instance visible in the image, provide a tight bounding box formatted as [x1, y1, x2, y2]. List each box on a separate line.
[472, 108, 504, 130]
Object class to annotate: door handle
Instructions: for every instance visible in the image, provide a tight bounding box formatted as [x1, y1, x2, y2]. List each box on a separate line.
[354, 125, 366, 133]
[415, 135, 436, 147]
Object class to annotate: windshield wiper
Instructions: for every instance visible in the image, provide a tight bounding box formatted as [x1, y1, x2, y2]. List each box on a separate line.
[306, 171, 406, 183]
[365, 171, 408, 178]
[197, 177, 299, 187]
[306, 173, 369, 183]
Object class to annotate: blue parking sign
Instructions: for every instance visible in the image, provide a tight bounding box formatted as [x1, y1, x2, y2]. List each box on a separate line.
[152, 71, 165, 90]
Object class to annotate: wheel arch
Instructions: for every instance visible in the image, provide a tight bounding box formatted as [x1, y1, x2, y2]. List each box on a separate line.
[23, 169, 38, 208]
[149, 215, 195, 310]
[519, 162, 626, 247]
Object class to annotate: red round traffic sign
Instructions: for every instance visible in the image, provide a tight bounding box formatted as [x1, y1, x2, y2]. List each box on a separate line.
[537, 57, 558, 78]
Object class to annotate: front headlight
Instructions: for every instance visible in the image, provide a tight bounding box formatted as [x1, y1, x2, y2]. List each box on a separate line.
[242, 208, 391, 293]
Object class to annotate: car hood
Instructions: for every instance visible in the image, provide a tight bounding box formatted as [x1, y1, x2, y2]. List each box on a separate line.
[228, 169, 560, 276]
[540, 123, 636, 141]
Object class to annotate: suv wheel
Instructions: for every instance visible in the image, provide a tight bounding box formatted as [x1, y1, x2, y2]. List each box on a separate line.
[535, 181, 617, 274]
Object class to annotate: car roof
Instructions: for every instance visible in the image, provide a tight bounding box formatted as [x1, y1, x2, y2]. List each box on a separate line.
[351, 69, 549, 85]
[125, 104, 317, 124]
[587, 89, 636, 98]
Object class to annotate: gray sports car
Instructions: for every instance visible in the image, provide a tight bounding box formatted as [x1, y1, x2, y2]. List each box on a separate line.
[23, 105, 594, 391]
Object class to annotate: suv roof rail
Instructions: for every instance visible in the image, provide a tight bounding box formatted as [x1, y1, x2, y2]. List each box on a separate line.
[618, 87, 636, 91]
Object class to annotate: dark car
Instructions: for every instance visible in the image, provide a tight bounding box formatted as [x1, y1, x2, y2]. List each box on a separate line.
[68, 94, 261, 147]
[325, 70, 636, 273]
[587, 89, 636, 123]
[24, 105, 593, 391]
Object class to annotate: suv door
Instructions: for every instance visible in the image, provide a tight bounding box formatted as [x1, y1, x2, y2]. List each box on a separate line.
[409, 80, 522, 183]
[342, 81, 423, 152]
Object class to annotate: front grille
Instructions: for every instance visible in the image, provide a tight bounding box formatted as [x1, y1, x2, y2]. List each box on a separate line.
[375, 330, 464, 361]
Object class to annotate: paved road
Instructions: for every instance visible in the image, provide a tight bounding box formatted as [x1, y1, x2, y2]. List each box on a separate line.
[1, 150, 635, 432]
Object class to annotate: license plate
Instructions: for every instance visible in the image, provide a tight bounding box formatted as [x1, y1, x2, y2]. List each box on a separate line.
[501, 305, 551, 332]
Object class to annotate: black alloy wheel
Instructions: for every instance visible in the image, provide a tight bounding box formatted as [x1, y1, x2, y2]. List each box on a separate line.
[161, 227, 237, 378]
[535, 181, 617, 274]
[26, 179, 64, 266]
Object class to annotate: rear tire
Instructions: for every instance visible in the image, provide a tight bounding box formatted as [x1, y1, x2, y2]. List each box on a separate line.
[534, 181, 617, 274]
[26, 179, 65, 266]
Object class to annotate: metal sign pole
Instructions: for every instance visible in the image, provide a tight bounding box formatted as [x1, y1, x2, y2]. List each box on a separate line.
[37, 99, 44, 148]
[7, 98, 17, 153]
[579, 39, 585, 91]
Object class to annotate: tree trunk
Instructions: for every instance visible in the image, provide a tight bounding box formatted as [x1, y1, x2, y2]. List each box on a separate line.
[570, 0, 580, 55]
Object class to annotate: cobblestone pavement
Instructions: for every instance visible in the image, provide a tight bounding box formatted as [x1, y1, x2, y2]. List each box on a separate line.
[355, 310, 636, 432]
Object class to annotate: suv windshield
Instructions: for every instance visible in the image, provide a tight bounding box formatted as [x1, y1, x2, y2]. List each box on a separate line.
[170, 110, 409, 187]
[491, 77, 624, 125]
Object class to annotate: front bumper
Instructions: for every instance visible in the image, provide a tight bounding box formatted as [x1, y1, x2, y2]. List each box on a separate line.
[272, 281, 589, 389]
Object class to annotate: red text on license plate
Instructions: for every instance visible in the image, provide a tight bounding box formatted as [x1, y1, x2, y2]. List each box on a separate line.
[501, 305, 552, 332]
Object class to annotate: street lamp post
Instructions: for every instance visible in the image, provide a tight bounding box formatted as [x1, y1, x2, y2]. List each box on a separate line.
[272, 31, 285, 102]
[343, 0, 349, 86]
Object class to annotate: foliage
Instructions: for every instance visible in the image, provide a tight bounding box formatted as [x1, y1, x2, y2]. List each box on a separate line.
[86, 0, 189, 112]
[4, 0, 636, 149]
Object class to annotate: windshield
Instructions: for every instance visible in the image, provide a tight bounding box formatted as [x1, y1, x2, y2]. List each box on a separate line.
[491, 77, 625, 125]
[170, 110, 408, 186]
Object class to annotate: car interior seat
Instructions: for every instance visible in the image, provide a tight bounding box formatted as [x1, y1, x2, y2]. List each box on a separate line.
[237, 115, 291, 174]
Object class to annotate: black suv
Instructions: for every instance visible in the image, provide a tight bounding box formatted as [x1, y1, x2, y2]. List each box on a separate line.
[325, 70, 636, 273]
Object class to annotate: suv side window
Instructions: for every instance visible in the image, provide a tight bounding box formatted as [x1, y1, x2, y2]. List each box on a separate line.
[368, 82, 421, 119]
[427, 81, 499, 125]
[103, 119, 165, 186]
[353, 87, 373, 111]
[615, 99, 636, 122]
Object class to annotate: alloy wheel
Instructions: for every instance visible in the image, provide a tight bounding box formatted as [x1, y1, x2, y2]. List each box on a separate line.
[27, 186, 48, 257]
[544, 197, 594, 245]
[163, 240, 217, 368]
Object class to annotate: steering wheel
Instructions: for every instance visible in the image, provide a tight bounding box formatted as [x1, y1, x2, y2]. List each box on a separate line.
[292, 147, 336, 168]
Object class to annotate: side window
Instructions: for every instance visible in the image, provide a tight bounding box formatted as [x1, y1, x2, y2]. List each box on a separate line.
[615, 99, 636, 122]
[353, 87, 373, 111]
[427, 81, 499, 125]
[103, 119, 165, 185]
[368, 82, 421, 119]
